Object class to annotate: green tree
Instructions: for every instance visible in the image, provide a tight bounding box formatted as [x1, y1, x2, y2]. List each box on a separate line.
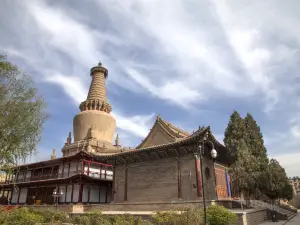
[264, 159, 289, 201]
[229, 139, 259, 202]
[244, 113, 269, 197]
[244, 113, 268, 162]
[0, 55, 47, 167]
[224, 110, 245, 152]
[279, 181, 294, 201]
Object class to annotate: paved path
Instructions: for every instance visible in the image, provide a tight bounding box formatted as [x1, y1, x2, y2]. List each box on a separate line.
[261, 213, 299, 225]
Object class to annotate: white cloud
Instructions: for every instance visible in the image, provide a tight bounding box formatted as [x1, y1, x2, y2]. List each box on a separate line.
[265, 118, 300, 177]
[113, 113, 154, 138]
[26, 0, 101, 66]
[4, 0, 299, 112]
[45, 74, 87, 105]
[97, 0, 297, 110]
[125, 67, 202, 107]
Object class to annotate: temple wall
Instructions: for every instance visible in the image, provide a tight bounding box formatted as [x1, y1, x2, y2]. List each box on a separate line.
[181, 154, 217, 201]
[115, 167, 125, 202]
[114, 154, 217, 203]
[181, 155, 198, 200]
[127, 157, 178, 202]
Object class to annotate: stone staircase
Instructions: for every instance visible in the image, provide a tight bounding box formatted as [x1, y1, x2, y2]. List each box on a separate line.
[245, 200, 297, 221]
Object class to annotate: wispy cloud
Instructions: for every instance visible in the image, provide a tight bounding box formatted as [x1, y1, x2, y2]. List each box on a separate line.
[45, 74, 87, 105]
[1, 0, 300, 176]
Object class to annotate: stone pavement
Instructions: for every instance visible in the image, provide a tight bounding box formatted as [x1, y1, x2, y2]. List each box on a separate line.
[260, 213, 299, 225]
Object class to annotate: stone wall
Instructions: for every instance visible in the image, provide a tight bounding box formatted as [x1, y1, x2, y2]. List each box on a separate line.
[113, 154, 217, 203]
[87, 200, 206, 212]
[246, 209, 268, 225]
[234, 209, 267, 225]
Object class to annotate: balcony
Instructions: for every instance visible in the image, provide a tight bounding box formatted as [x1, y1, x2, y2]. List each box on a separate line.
[82, 160, 113, 181]
[4, 160, 113, 184]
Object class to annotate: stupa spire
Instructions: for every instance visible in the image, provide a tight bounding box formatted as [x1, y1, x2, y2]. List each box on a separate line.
[87, 61, 107, 102]
[79, 62, 112, 113]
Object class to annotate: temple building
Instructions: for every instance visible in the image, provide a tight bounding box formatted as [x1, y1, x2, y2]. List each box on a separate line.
[0, 63, 233, 207]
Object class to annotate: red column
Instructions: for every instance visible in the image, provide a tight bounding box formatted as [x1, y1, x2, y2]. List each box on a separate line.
[195, 155, 202, 198]
[87, 161, 90, 176]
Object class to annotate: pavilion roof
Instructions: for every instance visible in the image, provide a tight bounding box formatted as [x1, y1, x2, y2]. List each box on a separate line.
[136, 115, 191, 149]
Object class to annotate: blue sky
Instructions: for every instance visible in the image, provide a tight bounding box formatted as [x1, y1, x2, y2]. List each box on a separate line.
[0, 0, 300, 177]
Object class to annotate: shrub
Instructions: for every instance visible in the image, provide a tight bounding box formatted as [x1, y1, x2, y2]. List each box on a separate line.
[72, 215, 92, 225]
[72, 213, 150, 225]
[72, 212, 111, 225]
[32, 208, 70, 223]
[0, 210, 9, 224]
[153, 205, 237, 225]
[153, 208, 203, 225]
[85, 212, 111, 225]
[207, 205, 237, 225]
[109, 214, 151, 225]
[4, 207, 44, 225]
